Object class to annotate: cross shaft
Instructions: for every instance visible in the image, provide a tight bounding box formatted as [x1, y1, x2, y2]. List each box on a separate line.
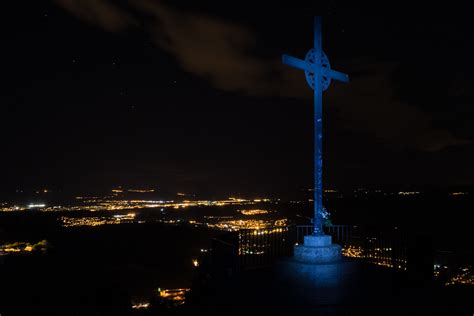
[282, 16, 349, 235]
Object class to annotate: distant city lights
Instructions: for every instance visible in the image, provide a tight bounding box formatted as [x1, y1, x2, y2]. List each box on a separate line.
[128, 189, 155, 193]
[158, 288, 190, 305]
[0, 240, 49, 254]
[131, 302, 150, 309]
[27, 203, 46, 209]
[397, 191, 420, 196]
[450, 192, 469, 196]
[60, 213, 137, 227]
[239, 209, 270, 216]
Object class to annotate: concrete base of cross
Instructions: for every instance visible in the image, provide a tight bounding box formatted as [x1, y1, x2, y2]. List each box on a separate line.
[294, 235, 342, 264]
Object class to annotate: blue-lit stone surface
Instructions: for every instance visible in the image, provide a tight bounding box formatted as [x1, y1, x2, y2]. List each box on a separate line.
[294, 235, 342, 264]
[304, 234, 332, 247]
[274, 259, 399, 311]
[294, 243, 342, 264]
[279, 259, 356, 286]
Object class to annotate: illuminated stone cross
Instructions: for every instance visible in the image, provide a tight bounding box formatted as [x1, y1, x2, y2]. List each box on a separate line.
[283, 16, 349, 236]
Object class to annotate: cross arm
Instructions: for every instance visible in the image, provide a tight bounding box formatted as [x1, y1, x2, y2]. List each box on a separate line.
[282, 54, 309, 72]
[323, 68, 350, 83]
[282, 54, 350, 84]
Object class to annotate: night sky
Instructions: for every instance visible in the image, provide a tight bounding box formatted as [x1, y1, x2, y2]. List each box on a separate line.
[2, 2, 474, 196]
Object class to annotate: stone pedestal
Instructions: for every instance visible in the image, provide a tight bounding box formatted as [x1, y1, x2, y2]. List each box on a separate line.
[274, 235, 345, 305]
[294, 235, 341, 264]
[277, 235, 353, 307]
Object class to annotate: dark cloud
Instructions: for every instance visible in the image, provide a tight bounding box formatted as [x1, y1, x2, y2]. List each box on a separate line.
[327, 62, 470, 152]
[54, 0, 136, 31]
[138, 1, 308, 97]
[53, 0, 304, 97]
[52, 0, 471, 153]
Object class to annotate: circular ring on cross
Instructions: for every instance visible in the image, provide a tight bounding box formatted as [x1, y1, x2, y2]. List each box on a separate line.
[304, 48, 331, 91]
